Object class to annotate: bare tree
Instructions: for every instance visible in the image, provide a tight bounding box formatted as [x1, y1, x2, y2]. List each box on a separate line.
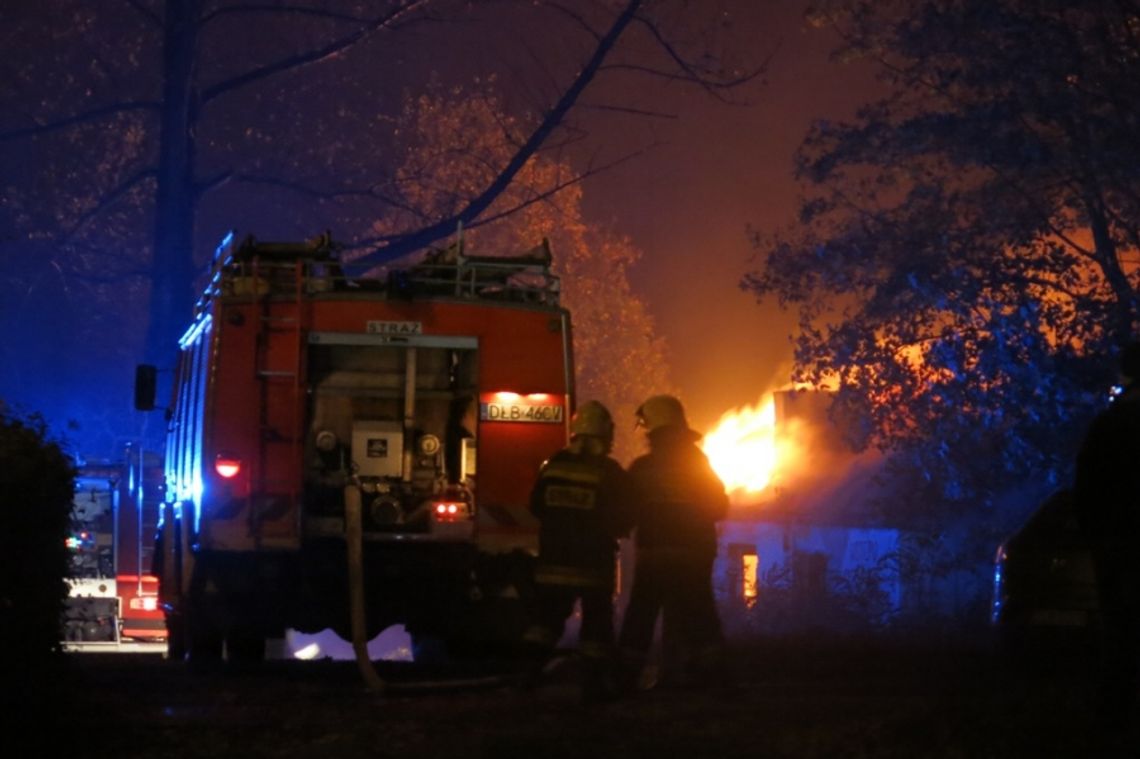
[1, 1, 764, 454]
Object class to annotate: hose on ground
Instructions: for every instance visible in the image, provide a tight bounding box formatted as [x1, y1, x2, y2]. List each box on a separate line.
[345, 483, 386, 692]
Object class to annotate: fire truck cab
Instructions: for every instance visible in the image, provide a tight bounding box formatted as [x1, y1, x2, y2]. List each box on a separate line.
[138, 232, 573, 663]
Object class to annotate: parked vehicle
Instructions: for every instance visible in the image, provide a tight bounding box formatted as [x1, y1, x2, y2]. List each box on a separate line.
[990, 489, 1101, 662]
[136, 231, 573, 666]
[63, 449, 167, 648]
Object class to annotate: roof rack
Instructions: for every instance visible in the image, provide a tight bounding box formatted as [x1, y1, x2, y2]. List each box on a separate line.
[396, 237, 559, 303]
[194, 231, 561, 317]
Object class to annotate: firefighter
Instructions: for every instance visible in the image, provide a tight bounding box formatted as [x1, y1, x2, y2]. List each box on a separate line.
[617, 394, 729, 692]
[1075, 341, 1140, 730]
[522, 400, 634, 703]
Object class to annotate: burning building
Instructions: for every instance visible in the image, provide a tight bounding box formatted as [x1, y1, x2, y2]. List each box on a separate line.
[701, 389, 904, 636]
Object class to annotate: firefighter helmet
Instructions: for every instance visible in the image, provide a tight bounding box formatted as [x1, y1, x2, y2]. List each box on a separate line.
[635, 394, 690, 433]
[570, 400, 615, 443]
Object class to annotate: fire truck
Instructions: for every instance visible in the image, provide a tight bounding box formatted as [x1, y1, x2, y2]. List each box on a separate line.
[63, 447, 167, 648]
[135, 231, 573, 664]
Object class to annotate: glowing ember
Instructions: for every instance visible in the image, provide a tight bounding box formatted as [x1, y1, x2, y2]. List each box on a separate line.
[702, 397, 778, 496]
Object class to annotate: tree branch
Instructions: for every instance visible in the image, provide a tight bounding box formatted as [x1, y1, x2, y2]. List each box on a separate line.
[346, 0, 645, 271]
[65, 168, 157, 242]
[575, 102, 679, 119]
[631, 15, 769, 102]
[123, 0, 161, 28]
[597, 61, 761, 98]
[543, 2, 603, 41]
[347, 146, 650, 254]
[0, 102, 159, 143]
[200, 3, 375, 26]
[200, 0, 429, 106]
[210, 171, 429, 220]
[467, 148, 648, 227]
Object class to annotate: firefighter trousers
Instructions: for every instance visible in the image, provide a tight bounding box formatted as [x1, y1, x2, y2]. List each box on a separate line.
[527, 580, 616, 652]
[521, 579, 619, 699]
[617, 549, 724, 687]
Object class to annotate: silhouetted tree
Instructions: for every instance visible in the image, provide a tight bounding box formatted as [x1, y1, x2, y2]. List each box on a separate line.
[0, 404, 75, 670]
[745, 0, 1140, 512]
[1, 0, 760, 455]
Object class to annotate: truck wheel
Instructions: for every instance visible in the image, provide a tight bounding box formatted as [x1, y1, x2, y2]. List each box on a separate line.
[226, 627, 267, 666]
[185, 592, 223, 671]
[186, 617, 223, 672]
[411, 633, 449, 665]
[165, 612, 187, 661]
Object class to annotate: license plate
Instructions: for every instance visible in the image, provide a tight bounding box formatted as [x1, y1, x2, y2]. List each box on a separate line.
[480, 401, 564, 423]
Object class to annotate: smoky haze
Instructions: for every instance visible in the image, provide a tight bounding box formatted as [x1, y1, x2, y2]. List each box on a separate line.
[0, 2, 879, 457]
[578, 1, 879, 434]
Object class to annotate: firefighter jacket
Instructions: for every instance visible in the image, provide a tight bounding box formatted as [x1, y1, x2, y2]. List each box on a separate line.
[628, 425, 729, 559]
[529, 448, 635, 588]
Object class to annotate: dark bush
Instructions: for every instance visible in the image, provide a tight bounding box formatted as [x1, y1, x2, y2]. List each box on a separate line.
[0, 403, 75, 671]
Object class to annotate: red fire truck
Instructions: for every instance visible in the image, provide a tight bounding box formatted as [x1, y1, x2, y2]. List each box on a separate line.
[63, 447, 167, 648]
[136, 231, 573, 664]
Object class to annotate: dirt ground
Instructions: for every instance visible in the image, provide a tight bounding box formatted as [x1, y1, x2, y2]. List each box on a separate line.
[15, 636, 1134, 759]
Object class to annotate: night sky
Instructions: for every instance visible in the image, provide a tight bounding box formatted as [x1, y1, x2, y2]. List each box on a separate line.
[579, 1, 879, 431]
[0, 0, 880, 449]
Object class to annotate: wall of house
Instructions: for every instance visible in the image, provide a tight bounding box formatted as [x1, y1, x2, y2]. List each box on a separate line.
[714, 519, 903, 636]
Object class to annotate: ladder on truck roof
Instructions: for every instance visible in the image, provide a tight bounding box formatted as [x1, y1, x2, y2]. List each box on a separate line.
[406, 236, 559, 302]
[249, 250, 306, 548]
[195, 230, 561, 316]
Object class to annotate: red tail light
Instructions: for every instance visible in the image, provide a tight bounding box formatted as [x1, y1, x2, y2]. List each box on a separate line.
[129, 596, 159, 612]
[432, 501, 467, 522]
[215, 454, 242, 479]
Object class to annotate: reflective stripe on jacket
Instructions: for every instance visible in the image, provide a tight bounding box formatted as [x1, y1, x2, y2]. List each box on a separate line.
[529, 448, 634, 581]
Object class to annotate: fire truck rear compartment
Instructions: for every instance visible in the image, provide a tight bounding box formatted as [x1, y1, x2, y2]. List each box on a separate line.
[154, 234, 569, 669]
[303, 341, 478, 534]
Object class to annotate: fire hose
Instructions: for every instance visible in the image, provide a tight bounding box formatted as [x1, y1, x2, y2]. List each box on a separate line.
[344, 483, 386, 692]
[344, 482, 525, 694]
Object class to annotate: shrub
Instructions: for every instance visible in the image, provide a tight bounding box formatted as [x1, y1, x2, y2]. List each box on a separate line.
[0, 404, 76, 670]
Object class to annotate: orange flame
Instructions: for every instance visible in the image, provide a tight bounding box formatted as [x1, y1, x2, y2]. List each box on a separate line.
[701, 396, 778, 498]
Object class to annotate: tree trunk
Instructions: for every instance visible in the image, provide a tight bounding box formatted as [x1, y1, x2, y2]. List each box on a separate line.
[145, 0, 200, 365]
[1085, 190, 1137, 344]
